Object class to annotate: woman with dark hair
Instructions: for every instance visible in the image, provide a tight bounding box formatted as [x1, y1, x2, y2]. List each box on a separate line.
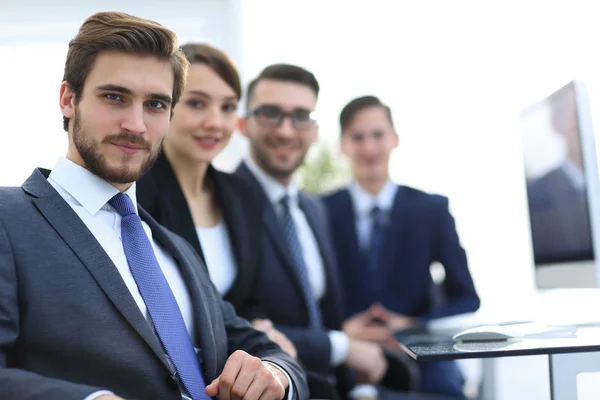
[137, 43, 296, 357]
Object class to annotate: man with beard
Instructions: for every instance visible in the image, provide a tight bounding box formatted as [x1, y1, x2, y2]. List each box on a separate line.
[0, 12, 307, 400]
[235, 65, 417, 400]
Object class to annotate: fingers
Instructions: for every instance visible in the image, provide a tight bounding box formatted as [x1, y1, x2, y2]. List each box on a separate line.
[252, 319, 274, 331]
[214, 350, 286, 400]
[230, 356, 264, 400]
[216, 350, 245, 399]
[205, 377, 220, 397]
[266, 329, 297, 359]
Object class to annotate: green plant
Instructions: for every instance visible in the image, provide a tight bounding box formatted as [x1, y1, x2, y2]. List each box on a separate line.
[297, 140, 350, 194]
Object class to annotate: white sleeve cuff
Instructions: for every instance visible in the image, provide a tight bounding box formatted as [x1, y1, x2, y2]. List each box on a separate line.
[83, 390, 114, 400]
[263, 361, 295, 400]
[349, 384, 379, 399]
[328, 330, 349, 367]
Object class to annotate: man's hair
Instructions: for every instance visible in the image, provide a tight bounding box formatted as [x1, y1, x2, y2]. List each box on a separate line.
[245, 64, 319, 109]
[339, 95, 395, 133]
[180, 43, 241, 100]
[62, 11, 189, 131]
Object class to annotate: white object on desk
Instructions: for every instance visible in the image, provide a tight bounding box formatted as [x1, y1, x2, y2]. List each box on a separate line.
[453, 322, 577, 342]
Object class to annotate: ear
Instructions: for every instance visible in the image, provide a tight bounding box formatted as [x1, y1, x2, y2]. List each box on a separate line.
[391, 130, 399, 148]
[308, 124, 319, 145]
[237, 117, 247, 137]
[59, 81, 75, 121]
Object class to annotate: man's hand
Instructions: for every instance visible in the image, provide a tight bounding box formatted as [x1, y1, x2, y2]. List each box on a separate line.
[342, 310, 395, 346]
[205, 350, 288, 400]
[344, 339, 388, 384]
[369, 303, 417, 331]
[252, 318, 298, 359]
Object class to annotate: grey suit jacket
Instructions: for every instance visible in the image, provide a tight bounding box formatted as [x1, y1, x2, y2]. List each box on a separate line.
[0, 169, 307, 400]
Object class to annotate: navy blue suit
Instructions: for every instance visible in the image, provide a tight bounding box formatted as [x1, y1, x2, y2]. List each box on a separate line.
[323, 185, 480, 398]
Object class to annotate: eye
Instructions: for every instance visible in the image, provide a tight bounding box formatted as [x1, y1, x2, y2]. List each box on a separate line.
[372, 130, 384, 140]
[259, 106, 282, 120]
[222, 103, 238, 113]
[187, 99, 206, 109]
[292, 110, 311, 122]
[350, 133, 364, 142]
[105, 93, 122, 102]
[147, 100, 166, 110]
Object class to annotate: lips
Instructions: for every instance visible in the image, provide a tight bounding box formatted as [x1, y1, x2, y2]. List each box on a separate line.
[111, 141, 145, 155]
[194, 136, 221, 150]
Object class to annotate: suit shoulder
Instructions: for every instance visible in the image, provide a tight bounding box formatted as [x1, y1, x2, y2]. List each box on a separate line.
[321, 187, 349, 206]
[215, 169, 256, 194]
[0, 186, 30, 209]
[400, 185, 448, 208]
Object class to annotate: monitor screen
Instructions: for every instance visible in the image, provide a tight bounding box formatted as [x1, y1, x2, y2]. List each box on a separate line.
[520, 81, 594, 266]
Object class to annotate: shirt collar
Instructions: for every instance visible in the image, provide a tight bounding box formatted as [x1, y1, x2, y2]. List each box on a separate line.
[244, 156, 299, 206]
[349, 179, 397, 217]
[48, 157, 138, 216]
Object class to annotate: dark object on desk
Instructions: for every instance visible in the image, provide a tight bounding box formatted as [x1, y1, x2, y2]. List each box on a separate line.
[405, 328, 600, 362]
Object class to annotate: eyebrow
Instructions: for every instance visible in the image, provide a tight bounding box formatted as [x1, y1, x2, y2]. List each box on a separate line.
[186, 89, 237, 102]
[96, 84, 173, 105]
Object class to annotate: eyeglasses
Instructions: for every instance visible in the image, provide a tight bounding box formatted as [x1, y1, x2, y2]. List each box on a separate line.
[246, 105, 317, 131]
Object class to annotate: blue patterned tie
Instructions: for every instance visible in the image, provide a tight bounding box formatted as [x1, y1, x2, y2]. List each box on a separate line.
[279, 194, 322, 329]
[109, 193, 209, 400]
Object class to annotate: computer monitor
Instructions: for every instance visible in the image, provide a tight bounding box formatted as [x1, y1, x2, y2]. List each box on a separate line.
[520, 80, 600, 288]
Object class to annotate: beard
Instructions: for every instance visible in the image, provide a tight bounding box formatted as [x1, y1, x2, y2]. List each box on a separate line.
[72, 110, 162, 184]
[251, 140, 308, 182]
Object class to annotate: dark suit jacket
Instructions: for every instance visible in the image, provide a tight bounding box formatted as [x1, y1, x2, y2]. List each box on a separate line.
[527, 164, 593, 264]
[322, 186, 480, 321]
[0, 169, 307, 400]
[137, 153, 264, 318]
[235, 162, 352, 396]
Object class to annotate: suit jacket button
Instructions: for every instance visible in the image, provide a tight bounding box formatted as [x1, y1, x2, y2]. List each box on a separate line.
[166, 374, 178, 390]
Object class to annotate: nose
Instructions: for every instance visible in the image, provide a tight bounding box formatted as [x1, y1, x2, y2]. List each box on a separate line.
[120, 103, 147, 134]
[201, 106, 224, 131]
[275, 115, 295, 138]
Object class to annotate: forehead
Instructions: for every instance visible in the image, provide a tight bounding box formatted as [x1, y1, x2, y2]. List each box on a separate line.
[185, 63, 236, 98]
[347, 106, 392, 131]
[83, 51, 174, 97]
[250, 79, 317, 110]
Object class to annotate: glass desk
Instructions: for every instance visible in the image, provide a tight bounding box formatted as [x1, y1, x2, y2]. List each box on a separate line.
[398, 326, 600, 399]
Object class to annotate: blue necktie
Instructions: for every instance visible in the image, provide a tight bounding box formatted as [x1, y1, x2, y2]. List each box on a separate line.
[109, 193, 209, 400]
[367, 205, 387, 273]
[279, 194, 322, 329]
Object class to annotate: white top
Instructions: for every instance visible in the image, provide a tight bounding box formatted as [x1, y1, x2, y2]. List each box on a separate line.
[196, 220, 238, 295]
[348, 180, 398, 250]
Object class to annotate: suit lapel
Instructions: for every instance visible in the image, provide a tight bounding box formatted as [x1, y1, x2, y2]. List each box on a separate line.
[211, 168, 252, 306]
[24, 170, 171, 371]
[235, 163, 311, 311]
[336, 189, 364, 275]
[381, 186, 408, 275]
[141, 208, 219, 379]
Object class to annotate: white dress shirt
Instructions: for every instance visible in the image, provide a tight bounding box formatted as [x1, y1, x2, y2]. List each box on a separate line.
[48, 157, 293, 400]
[196, 221, 238, 295]
[244, 158, 349, 366]
[348, 180, 398, 250]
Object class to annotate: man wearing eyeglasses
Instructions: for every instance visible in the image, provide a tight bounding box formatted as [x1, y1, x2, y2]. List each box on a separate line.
[235, 64, 394, 400]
